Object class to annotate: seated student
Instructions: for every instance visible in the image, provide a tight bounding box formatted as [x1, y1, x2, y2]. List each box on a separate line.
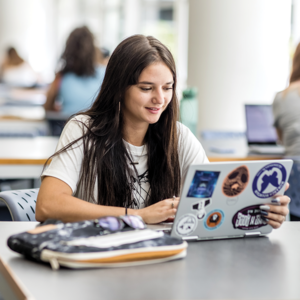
[36, 35, 290, 227]
[273, 42, 300, 157]
[0, 47, 38, 87]
[44, 26, 105, 115]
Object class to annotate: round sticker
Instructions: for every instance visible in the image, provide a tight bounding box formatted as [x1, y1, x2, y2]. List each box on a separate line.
[204, 210, 224, 230]
[176, 214, 198, 236]
[222, 166, 249, 197]
[252, 163, 287, 198]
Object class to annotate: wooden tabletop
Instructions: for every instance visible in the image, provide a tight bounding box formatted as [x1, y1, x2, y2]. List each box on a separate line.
[0, 136, 282, 165]
[0, 137, 58, 165]
[201, 136, 283, 162]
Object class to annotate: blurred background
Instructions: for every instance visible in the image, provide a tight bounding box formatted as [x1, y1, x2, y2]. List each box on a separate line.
[0, 0, 300, 195]
[1, 0, 300, 131]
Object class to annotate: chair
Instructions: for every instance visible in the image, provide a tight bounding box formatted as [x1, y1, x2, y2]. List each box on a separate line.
[0, 188, 39, 221]
[284, 157, 300, 220]
[45, 111, 70, 136]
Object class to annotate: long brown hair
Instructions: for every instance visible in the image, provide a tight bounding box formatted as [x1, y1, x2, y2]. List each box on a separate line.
[290, 42, 300, 84]
[47, 35, 181, 208]
[60, 26, 96, 76]
[5, 47, 24, 66]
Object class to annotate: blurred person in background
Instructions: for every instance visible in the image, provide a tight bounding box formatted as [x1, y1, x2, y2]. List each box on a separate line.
[273, 42, 300, 221]
[44, 26, 105, 115]
[0, 47, 38, 87]
[96, 47, 110, 67]
[273, 42, 300, 157]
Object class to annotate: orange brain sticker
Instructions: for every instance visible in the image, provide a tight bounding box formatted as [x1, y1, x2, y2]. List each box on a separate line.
[222, 166, 249, 198]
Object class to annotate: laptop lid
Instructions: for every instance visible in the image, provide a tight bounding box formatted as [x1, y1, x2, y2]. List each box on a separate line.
[170, 160, 293, 241]
[245, 104, 278, 145]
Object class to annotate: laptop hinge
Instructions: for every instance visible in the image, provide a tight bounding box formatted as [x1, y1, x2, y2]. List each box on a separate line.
[244, 232, 261, 237]
[182, 236, 198, 241]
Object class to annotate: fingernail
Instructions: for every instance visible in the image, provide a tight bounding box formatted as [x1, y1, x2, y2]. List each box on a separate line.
[260, 205, 270, 211]
[271, 198, 281, 204]
[261, 216, 269, 222]
[261, 210, 268, 216]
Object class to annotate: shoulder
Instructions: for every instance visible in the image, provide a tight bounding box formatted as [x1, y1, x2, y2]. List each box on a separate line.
[275, 84, 300, 101]
[176, 121, 195, 142]
[176, 121, 188, 134]
[176, 122, 209, 181]
[176, 121, 207, 158]
[60, 115, 91, 142]
[67, 114, 91, 127]
[274, 91, 284, 101]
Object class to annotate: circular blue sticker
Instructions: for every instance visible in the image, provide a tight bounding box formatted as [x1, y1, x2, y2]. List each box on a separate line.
[252, 163, 287, 198]
[204, 209, 224, 230]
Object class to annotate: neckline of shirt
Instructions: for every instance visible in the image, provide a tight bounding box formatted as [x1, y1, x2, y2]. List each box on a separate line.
[123, 139, 147, 156]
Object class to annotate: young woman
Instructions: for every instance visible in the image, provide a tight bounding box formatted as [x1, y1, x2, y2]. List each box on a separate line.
[44, 26, 105, 115]
[0, 47, 38, 87]
[36, 35, 290, 228]
[273, 42, 300, 157]
[273, 42, 300, 221]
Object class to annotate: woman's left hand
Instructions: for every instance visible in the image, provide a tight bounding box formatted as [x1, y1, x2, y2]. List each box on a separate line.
[260, 183, 291, 229]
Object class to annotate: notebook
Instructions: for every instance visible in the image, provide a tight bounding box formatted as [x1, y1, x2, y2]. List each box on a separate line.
[245, 104, 285, 154]
[149, 159, 293, 241]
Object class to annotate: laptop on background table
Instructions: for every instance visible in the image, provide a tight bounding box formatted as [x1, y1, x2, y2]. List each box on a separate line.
[245, 104, 285, 154]
[149, 159, 293, 241]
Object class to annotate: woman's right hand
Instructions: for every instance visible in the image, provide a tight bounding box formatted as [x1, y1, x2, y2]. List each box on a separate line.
[136, 198, 179, 224]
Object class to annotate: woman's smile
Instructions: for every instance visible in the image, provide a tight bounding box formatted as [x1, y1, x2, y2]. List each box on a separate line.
[145, 107, 162, 114]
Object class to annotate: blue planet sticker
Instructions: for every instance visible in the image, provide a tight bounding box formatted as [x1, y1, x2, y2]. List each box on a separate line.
[252, 163, 287, 198]
[204, 209, 224, 230]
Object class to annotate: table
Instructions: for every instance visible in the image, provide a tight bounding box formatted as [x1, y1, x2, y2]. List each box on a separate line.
[0, 84, 48, 139]
[0, 221, 300, 300]
[200, 136, 283, 162]
[0, 137, 58, 179]
[0, 85, 46, 106]
[0, 136, 279, 181]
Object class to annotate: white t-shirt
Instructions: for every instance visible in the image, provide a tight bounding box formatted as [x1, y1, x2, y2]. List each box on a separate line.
[42, 115, 209, 208]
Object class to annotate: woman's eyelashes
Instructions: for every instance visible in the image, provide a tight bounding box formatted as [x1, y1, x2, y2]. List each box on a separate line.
[140, 87, 152, 91]
[139, 86, 173, 92]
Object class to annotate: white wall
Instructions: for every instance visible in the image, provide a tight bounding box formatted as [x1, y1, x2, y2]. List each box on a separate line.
[188, 0, 291, 132]
[0, 0, 56, 82]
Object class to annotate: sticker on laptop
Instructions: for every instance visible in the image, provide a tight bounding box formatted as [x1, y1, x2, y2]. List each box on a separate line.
[252, 163, 287, 198]
[204, 209, 224, 230]
[176, 214, 198, 236]
[226, 197, 238, 206]
[192, 199, 211, 220]
[187, 171, 220, 198]
[232, 205, 267, 230]
[222, 166, 249, 197]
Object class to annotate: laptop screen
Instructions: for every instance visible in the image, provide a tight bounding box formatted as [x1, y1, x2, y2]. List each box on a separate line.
[245, 104, 278, 145]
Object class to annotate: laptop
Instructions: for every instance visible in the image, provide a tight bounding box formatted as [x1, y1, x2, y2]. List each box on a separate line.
[245, 104, 285, 154]
[149, 159, 293, 241]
